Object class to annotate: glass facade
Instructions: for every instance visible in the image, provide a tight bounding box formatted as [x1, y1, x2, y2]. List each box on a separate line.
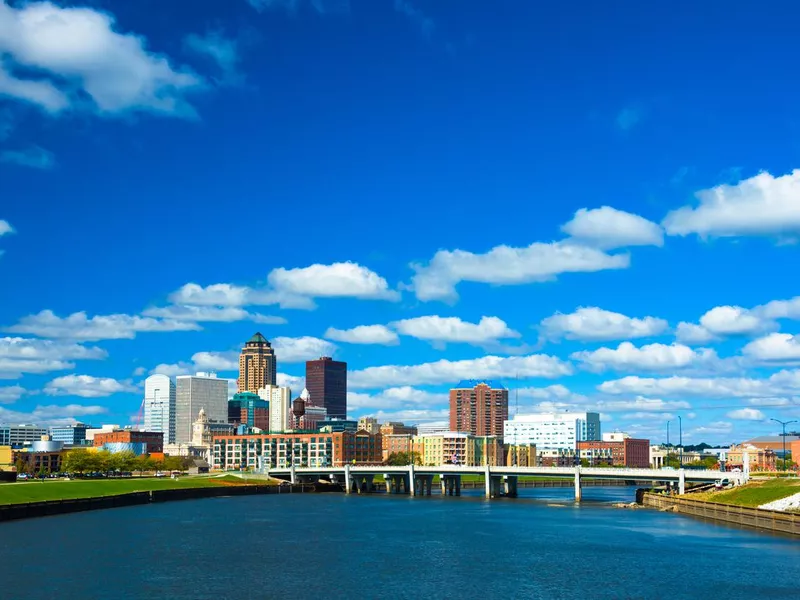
[175, 374, 228, 444]
[144, 375, 176, 444]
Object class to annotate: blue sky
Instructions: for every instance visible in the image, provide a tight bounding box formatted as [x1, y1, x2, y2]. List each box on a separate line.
[2, 0, 800, 444]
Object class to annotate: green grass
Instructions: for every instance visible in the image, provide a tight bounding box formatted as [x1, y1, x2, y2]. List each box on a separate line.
[692, 477, 800, 508]
[0, 476, 254, 505]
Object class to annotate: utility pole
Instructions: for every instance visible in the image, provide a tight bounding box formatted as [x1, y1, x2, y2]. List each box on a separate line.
[678, 415, 683, 468]
[666, 420, 671, 468]
[771, 418, 797, 472]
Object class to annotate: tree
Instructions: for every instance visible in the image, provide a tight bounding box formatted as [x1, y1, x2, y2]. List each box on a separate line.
[163, 456, 185, 472]
[135, 454, 155, 475]
[386, 452, 422, 466]
[665, 453, 682, 469]
[62, 449, 94, 474]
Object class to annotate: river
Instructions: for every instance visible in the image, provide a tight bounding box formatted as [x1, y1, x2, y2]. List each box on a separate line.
[1, 487, 798, 599]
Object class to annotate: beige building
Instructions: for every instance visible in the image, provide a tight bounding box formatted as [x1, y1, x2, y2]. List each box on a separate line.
[728, 443, 777, 471]
[238, 332, 276, 393]
[357, 417, 380, 435]
[506, 444, 537, 467]
[412, 432, 503, 466]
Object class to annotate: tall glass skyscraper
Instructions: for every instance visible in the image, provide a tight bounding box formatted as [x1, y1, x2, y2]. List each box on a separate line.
[144, 374, 176, 443]
[175, 372, 228, 444]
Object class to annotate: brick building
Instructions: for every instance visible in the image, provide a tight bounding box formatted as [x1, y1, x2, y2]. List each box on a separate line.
[449, 380, 508, 437]
[380, 422, 418, 461]
[93, 430, 164, 454]
[577, 438, 650, 467]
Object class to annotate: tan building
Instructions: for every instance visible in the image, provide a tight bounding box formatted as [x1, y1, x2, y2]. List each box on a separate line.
[0, 446, 12, 470]
[506, 444, 537, 467]
[412, 432, 503, 467]
[449, 380, 508, 437]
[357, 417, 380, 435]
[238, 332, 277, 393]
[728, 443, 777, 471]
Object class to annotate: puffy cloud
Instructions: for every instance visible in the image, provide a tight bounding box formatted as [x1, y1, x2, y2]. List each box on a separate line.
[0, 403, 108, 426]
[368, 409, 449, 424]
[540, 307, 668, 342]
[663, 169, 800, 239]
[675, 321, 717, 344]
[7, 310, 201, 341]
[142, 305, 285, 325]
[44, 374, 137, 398]
[168, 283, 251, 307]
[277, 373, 304, 390]
[0, 384, 24, 404]
[349, 353, 572, 389]
[700, 306, 768, 335]
[743, 333, 800, 362]
[690, 421, 734, 436]
[0, 1, 204, 117]
[273, 336, 336, 363]
[391, 315, 520, 345]
[411, 242, 629, 303]
[598, 370, 800, 398]
[151, 350, 239, 376]
[561, 206, 663, 250]
[571, 342, 718, 372]
[324, 325, 399, 345]
[0, 358, 75, 379]
[727, 408, 766, 421]
[348, 387, 446, 410]
[0, 337, 106, 379]
[0, 219, 13, 237]
[675, 299, 796, 344]
[0, 145, 54, 169]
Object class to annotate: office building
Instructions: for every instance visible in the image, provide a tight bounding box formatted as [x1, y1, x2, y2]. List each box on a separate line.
[238, 332, 276, 393]
[228, 391, 270, 430]
[449, 380, 509, 437]
[305, 356, 347, 419]
[211, 430, 382, 470]
[85, 424, 120, 442]
[503, 412, 601, 450]
[411, 432, 503, 467]
[49, 423, 90, 446]
[144, 374, 176, 444]
[357, 416, 380, 434]
[319, 418, 358, 433]
[93, 430, 164, 454]
[175, 373, 228, 444]
[577, 438, 650, 467]
[258, 385, 292, 433]
[299, 403, 327, 431]
[0, 424, 48, 446]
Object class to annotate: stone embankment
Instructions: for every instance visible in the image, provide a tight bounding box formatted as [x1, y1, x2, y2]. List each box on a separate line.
[760, 491, 800, 512]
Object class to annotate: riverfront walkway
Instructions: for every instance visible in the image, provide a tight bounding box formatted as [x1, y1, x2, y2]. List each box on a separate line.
[266, 465, 744, 500]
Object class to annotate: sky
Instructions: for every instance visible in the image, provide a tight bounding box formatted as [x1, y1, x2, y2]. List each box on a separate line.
[2, 0, 800, 444]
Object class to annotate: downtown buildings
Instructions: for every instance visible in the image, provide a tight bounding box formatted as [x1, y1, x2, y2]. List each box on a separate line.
[449, 380, 508, 437]
[504, 412, 601, 450]
[238, 332, 276, 392]
[306, 356, 347, 419]
[144, 374, 176, 444]
[175, 372, 228, 444]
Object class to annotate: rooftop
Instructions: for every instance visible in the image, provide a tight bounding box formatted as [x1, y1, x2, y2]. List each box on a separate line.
[453, 379, 506, 390]
[247, 332, 270, 345]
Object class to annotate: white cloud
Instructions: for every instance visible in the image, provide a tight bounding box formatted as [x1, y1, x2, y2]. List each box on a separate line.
[727, 408, 766, 421]
[324, 325, 399, 345]
[348, 386, 446, 410]
[561, 206, 663, 250]
[0, 145, 54, 169]
[277, 373, 304, 390]
[675, 321, 717, 344]
[183, 31, 239, 78]
[690, 421, 733, 436]
[540, 307, 668, 342]
[598, 370, 800, 398]
[700, 305, 768, 335]
[368, 409, 449, 424]
[391, 315, 520, 345]
[0, 337, 106, 361]
[676, 302, 781, 344]
[743, 333, 800, 362]
[598, 397, 691, 412]
[151, 350, 239, 377]
[273, 336, 336, 363]
[663, 169, 800, 239]
[0, 1, 204, 117]
[0, 403, 108, 426]
[349, 353, 572, 389]
[168, 283, 251, 306]
[7, 310, 201, 341]
[0, 219, 14, 237]
[142, 305, 286, 325]
[0, 384, 24, 404]
[0, 358, 75, 379]
[621, 412, 675, 422]
[411, 242, 629, 303]
[571, 342, 717, 372]
[44, 374, 137, 398]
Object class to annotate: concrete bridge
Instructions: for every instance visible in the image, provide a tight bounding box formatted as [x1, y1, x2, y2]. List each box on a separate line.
[265, 464, 746, 500]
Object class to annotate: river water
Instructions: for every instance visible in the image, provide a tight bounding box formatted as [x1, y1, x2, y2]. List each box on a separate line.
[1, 487, 798, 599]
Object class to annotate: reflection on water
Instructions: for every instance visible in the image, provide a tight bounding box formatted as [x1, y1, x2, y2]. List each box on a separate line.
[0, 487, 798, 600]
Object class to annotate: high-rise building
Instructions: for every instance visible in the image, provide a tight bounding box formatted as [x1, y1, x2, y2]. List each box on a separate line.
[238, 332, 276, 393]
[49, 423, 90, 445]
[305, 356, 347, 419]
[258, 385, 292, 433]
[144, 374, 176, 444]
[175, 372, 228, 444]
[503, 412, 601, 450]
[449, 380, 508, 437]
[228, 391, 270, 430]
[0, 424, 48, 446]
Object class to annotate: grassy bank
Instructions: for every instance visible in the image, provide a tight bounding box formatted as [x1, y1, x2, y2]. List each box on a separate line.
[0, 475, 259, 505]
[691, 478, 800, 508]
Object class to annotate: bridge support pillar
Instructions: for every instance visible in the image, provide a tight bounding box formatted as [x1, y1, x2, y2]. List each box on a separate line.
[344, 464, 351, 494]
[409, 466, 416, 496]
[290, 465, 297, 485]
[484, 464, 492, 498]
[383, 473, 392, 494]
[574, 466, 581, 502]
[441, 475, 461, 496]
[504, 475, 518, 498]
[414, 474, 433, 496]
[678, 469, 685, 495]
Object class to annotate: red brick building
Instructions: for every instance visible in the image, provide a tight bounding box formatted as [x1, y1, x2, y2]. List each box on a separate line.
[449, 380, 508, 437]
[577, 438, 650, 467]
[93, 431, 164, 454]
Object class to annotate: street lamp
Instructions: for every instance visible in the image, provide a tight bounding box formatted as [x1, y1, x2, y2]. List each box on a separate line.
[678, 415, 683, 467]
[770, 418, 797, 473]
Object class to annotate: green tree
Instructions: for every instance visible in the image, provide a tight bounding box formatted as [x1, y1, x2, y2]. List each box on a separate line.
[62, 449, 93, 474]
[163, 456, 185, 472]
[134, 454, 155, 475]
[665, 453, 682, 468]
[386, 452, 421, 466]
[115, 451, 138, 473]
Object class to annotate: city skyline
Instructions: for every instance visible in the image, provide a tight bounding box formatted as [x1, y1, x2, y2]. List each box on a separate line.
[3, 1, 800, 445]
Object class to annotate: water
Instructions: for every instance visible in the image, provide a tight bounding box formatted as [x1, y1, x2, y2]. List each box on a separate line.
[1, 487, 798, 599]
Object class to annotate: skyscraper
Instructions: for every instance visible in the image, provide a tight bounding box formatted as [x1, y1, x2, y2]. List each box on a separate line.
[238, 332, 277, 393]
[144, 374, 176, 443]
[175, 372, 228, 444]
[449, 380, 508, 437]
[305, 356, 347, 419]
[258, 384, 292, 433]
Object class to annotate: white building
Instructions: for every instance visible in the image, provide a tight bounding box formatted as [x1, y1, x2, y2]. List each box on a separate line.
[85, 424, 120, 442]
[416, 422, 450, 435]
[144, 374, 176, 444]
[175, 372, 228, 444]
[0, 424, 48, 446]
[503, 412, 601, 450]
[603, 431, 630, 442]
[258, 384, 292, 433]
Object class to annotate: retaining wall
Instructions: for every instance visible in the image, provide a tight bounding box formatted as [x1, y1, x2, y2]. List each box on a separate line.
[641, 492, 800, 536]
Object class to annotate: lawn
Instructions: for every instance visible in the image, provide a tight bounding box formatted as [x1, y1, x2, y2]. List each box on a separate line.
[691, 477, 800, 508]
[0, 476, 255, 505]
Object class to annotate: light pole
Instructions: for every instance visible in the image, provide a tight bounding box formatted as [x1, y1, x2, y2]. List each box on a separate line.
[678, 415, 683, 467]
[771, 418, 797, 473]
[665, 420, 671, 469]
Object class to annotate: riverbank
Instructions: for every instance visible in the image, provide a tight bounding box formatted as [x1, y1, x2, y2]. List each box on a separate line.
[689, 477, 800, 508]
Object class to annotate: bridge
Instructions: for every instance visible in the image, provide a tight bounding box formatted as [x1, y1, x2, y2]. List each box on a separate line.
[265, 464, 746, 500]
